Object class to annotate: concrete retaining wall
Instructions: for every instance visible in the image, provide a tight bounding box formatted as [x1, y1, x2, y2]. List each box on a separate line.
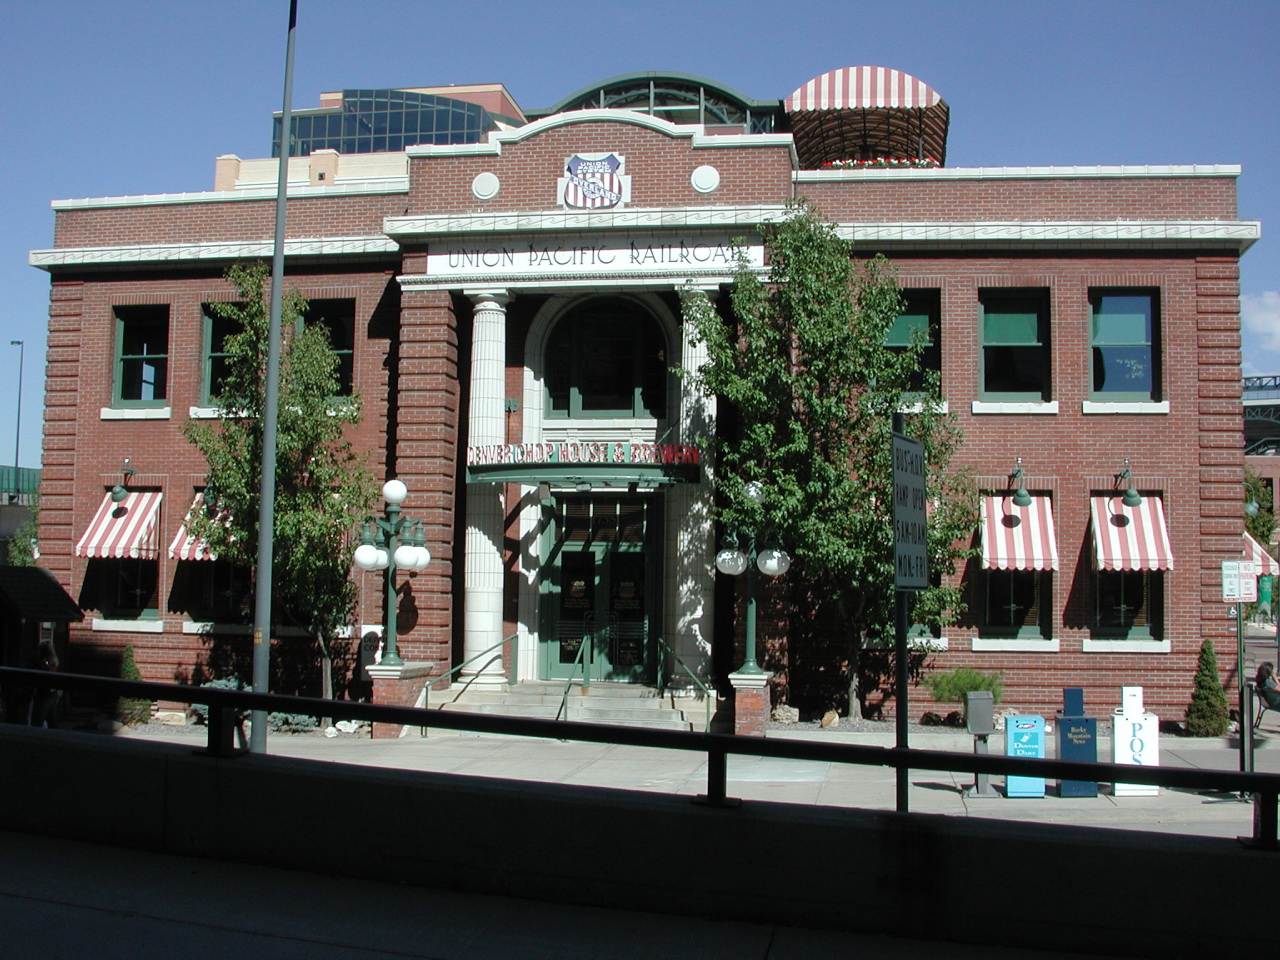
[0, 725, 1266, 957]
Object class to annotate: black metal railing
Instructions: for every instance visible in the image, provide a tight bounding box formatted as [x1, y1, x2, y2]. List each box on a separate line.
[3, 666, 1277, 849]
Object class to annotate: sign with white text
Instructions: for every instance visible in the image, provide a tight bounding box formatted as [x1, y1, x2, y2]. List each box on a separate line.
[892, 432, 928, 590]
[1222, 559, 1257, 602]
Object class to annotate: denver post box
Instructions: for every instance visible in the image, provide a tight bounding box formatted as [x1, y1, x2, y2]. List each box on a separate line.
[1005, 715, 1046, 798]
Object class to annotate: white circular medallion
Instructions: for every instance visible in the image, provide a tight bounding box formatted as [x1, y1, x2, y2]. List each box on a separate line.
[471, 172, 501, 201]
[690, 165, 721, 194]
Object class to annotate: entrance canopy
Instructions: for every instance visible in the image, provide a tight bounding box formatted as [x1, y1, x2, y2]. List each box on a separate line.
[76, 491, 162, 560]
[980, 495, 1059, 571]
[1090, 495, 1174, 571]
[466, 441, 702, 487]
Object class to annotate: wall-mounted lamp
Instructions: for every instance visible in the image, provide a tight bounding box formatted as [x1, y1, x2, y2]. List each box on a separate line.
[1118, 458, 1143, 508]
[109, 458, 136, 503]
[1010, 457, 1032, 508]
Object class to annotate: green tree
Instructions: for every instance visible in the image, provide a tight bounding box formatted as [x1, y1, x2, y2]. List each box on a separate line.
[1245, 465, 1275, 548]
[7, 496, 38, 566]
[681, 200, 977, 714]
[1185, 637, 1230, 737]
[183, 262, 375, 701]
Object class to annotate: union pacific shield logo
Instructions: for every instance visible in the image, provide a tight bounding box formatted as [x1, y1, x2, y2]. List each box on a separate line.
[560, 153, 629, 209]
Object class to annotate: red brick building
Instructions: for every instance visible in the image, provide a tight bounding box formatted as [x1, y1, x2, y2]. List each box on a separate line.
[29, 69, 1260, 724]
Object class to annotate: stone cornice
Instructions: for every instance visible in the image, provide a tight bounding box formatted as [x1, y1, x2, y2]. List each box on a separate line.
[49, 180, 409, 211]
[796, 163, 1243, 183]
[407, 109, 798, 165]
[835, 219, 1259, 252]
[29, 236, 397, 270]
[384, 205, 790, 238]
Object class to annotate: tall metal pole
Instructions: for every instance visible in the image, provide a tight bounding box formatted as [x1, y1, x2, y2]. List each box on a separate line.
[893, 411, 910, 813]
[10, 340, 23, 474]
[250, 0, 297, 754]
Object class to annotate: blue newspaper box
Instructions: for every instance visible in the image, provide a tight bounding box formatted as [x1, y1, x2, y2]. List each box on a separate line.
[1057, 687, 1098, 798]
[1005, 715, 1045, 797]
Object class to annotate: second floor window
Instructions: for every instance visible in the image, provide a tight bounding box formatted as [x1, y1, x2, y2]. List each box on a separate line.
[1091, 290, 1160, 401]
[546, 299, 668, 419]
[886, 289, 941, 392]
[115, 305, 169, 406]
[301, 299, 356, 396]
[980, 290, 1050, 401]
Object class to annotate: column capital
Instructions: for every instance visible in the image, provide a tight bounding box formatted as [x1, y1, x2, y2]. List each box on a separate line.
[464, 287, 512, 308]
[682, 283, 721, 300]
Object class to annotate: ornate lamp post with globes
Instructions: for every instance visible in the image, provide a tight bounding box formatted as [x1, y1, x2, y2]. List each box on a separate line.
[353, 479, 431, 668]
[714, 480, 791, 676]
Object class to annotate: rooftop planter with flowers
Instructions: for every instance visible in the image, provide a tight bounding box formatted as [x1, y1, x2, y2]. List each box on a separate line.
[820, 157, 941, 169]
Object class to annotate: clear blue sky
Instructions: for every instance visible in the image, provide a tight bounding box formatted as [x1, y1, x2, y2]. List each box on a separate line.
[2, 0, 1277, 470]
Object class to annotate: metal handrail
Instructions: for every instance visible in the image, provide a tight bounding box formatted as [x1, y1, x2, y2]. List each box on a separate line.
[423, 632, 519, 709]
[3, 665, 1278, 849]
[555, 638, 591, 722]
[655, 636, 714, 733]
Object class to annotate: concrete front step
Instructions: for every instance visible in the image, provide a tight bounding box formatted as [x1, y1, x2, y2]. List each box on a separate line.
[430, 682, 702, 731]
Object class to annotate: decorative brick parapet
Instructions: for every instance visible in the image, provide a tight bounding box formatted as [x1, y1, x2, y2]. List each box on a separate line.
[729, 671, 771, 737]
[367, 661, 436, 739]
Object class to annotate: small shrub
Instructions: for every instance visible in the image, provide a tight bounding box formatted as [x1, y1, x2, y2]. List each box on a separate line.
[923, 666, 1004, 708]
[190, 677, 318, 733]
[116, 645, 153, 726]
[1185, 638, 1230, 737]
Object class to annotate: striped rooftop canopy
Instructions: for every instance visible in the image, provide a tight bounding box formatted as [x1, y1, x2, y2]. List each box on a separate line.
[980, 495, 1059, 571]
[1244, 531, 1279, 577]
[168, 492, 229, 562]
[75, 490, 162, 560]
[1090, 496, 1174, 572]
[784, 66, 949, 169]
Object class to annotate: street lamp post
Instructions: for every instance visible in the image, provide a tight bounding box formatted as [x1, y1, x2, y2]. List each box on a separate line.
[353, 479, 431, 667]
[714, 481, 791, 675]
[10, 340, 23, 477]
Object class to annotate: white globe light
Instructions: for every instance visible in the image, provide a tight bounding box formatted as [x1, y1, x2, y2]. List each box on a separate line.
[415, 546, 431, 570]
[382, 479, 408, 505]
[715, 548, 748, 576]
[744, 481, 765, 504]
[394, 543, 419, 569]
[353, 542, 380, 571]
[373, 546, 390, 570]
[757, 547, 791, 577]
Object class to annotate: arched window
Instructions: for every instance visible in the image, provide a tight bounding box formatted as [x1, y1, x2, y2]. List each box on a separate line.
[545, 299, 668, 419]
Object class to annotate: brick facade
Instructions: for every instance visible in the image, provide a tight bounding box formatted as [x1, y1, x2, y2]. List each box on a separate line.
[30, 92, 1256, 727]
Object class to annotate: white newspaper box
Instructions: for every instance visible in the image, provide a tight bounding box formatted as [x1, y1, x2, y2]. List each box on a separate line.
[1111, 685, 1160, 796]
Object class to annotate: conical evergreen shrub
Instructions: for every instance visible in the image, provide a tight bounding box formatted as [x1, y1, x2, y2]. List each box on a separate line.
[1185, 638, 1230, 737]
[117, 645, 153, 726]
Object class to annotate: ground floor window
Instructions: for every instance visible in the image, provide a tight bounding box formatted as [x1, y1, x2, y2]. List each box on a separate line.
[85, 558, 159, 618]
[170, 559, 252, 622]
[983, 569, 1050, 638]
[1094, 570, 1162, 639]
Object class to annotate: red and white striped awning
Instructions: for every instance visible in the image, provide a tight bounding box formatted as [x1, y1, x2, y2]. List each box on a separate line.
[980, 495, 1059, 571]
[76, 490, 162, 560]
[168, 492, 227, 562]
[1090, 496, 1174, 571]
[787, 66, 944, 112]
[1244, 532, 1280, 576]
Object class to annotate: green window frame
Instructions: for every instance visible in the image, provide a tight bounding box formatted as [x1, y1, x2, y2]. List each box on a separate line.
[979, 290, 1050, 401]
[202, 304, 242, 404]
[886, 289, 941, 392]
[545, 299, 669, 420]
[983, 569, 1050, 639]
[300, 299, 356, 396]
[113, 305, 169, 407]
[1093, 570, 1163, 640]
[1090, 289, 1160, 401]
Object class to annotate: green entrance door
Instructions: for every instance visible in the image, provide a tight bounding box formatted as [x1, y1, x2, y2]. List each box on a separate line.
[543, 496, 658, 683]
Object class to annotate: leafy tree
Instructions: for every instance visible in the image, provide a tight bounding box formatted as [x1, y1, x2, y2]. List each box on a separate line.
[1245, 465, 1275, 548]
[183, 262, 374, 700]
[681, 200, 977, 714]
[6, 496, 38, 566]
[1185, 637, 1230, 737]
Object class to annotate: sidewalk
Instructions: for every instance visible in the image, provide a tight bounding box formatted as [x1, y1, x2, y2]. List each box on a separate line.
[120, 716, 1280, 842]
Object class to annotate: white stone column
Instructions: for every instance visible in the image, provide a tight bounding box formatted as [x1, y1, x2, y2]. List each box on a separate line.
[463, 289, 510, 684]
[665, 286, 718, 686]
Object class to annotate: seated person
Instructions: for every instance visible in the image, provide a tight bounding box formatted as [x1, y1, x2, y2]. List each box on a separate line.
[1257, 662, 1280, 710]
